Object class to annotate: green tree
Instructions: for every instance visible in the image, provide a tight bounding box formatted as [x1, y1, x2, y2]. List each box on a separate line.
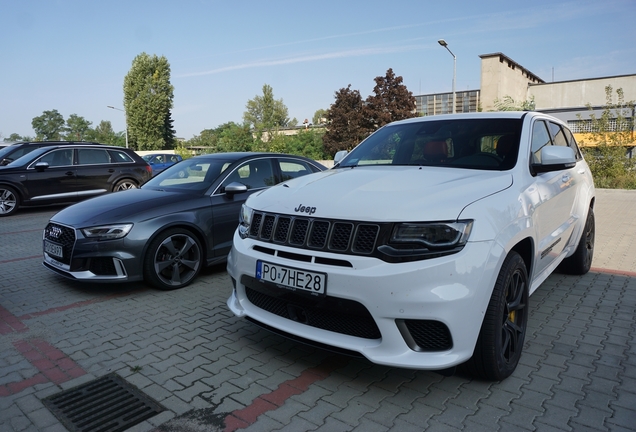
[86, 120, 124, 146]
[65, 114, 93, 141]
[579, 85, 636, 189]
[216, 122, 255, 153]
[493, 95, 536, 111]
[243, 84, 289, 139]
[32, 109, 66, 141]
[365, 68, 417, 131]
[4, 133, 28, 142]
[322, 85, 368, 156]
[123, 52, 176, 151]
[312, 109, 328, 125]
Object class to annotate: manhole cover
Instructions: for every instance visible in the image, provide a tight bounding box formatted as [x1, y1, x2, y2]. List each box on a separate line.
[43, 373, 164, 432]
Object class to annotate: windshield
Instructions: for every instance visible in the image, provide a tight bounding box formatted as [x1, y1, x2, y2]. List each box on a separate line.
[142, 157, 232, 191]
[339, 118, 523, 171]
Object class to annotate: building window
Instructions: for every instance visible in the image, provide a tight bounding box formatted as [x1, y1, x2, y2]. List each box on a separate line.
[568, 118, 633, 133]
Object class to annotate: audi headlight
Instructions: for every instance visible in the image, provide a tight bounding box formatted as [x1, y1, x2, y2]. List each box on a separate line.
[238, 204, 253, 239]
[391, 220, 473, 248]
[81, 224, 133, 240]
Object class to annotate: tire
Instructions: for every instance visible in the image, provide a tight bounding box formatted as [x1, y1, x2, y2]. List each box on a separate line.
[463, 251, 529, 381]
[0, 186, 20, 217]
[143, 228, 203, 290]
[113, 179, 138, 192]
[558, 207, 595, 275]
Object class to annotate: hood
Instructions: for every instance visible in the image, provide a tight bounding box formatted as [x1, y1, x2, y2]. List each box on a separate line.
[248, 166, 512, 221]
[50, 188, 197, 226]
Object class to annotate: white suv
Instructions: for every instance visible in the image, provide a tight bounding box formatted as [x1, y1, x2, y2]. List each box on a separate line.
[226, 112, 595, 380]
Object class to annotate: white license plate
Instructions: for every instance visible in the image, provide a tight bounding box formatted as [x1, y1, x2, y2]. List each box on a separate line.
[256, 261, 326, 295]
[44, 240, 63, 258]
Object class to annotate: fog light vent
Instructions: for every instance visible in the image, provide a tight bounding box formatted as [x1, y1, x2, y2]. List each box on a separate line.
[42, 373, 164, 432]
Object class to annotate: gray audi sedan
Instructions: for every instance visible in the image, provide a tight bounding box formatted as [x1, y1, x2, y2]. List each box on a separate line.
[43, 152, 325, 290]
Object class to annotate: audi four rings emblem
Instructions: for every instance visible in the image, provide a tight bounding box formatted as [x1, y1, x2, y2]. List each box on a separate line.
[48, 226, 62, 238]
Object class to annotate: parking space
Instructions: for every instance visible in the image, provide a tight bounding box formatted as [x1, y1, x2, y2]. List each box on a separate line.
[1, 190, 635, 431]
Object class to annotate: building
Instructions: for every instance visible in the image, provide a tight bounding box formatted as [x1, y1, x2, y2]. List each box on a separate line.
[416, 52, 636, 149]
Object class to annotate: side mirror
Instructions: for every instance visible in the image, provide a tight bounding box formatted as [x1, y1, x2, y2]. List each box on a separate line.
[334, 150, 348, 165]
[34, 161, 50, 171]
[224, 181, 248, 195]
[531, 146, 576, 175]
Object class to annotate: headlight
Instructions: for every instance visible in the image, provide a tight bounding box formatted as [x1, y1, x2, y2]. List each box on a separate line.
[238, 204, 253, 239]
[81, 224, 133, 240]
[391, 220, 473, 248]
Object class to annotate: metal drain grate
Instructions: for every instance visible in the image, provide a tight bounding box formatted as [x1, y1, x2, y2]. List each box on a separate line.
[42, 373, 165, 432]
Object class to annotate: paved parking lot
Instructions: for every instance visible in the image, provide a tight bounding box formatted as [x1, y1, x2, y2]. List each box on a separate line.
[1, 189, 635, 432]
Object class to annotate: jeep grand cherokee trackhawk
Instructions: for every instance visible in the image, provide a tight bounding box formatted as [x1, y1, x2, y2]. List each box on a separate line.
[226, 112, 595, 380]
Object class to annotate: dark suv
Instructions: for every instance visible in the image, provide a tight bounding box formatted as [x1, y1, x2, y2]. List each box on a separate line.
[0, 143, 151, 216]
[0, 141, 103, 166]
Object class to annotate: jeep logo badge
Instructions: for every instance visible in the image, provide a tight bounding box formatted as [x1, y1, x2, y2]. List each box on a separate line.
[294, 204, 316, 215]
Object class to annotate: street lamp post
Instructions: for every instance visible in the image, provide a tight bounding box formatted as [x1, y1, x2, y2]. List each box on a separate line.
[438, 39, 456, 114]
[107, 105, 128, 148]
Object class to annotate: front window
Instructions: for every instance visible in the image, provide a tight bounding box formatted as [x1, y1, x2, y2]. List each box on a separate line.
[339, 118, 523, 171]
[143, 158, 232, 192]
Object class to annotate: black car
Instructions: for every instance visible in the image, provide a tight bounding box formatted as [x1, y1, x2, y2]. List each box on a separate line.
[0, 141, 103, 166]
[42, 152, 326, 290]
[0, 143, 151, 216]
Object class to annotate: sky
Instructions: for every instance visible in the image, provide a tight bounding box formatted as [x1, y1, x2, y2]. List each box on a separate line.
[1, 0, 635, 140]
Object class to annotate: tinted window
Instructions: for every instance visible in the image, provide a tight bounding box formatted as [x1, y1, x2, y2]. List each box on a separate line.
[78, 148, 111, 164]
[143, 158, 229, 191]
[109, 150, 134, 163]
[36, 149, 74, 167]
[339, 118, 523, 171]
[548, 122, 568, 147]
[531, 120, 551, 163]
[278, 159, 314, 181]
[221, 159, 276, 190]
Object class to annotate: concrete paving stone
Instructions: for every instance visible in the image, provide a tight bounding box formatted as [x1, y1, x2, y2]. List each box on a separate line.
[160, 395, 194, 416]
[25, 407, 58, 430]
[315, 417, 352, 432]
[590, 363, 623, 382]
[396, 400, 442, 428]
[348, 386, 394, 409]
[229, 382, 272, 406]
[297, 399, 342, 425]
[538, 401, 580, 430]
[363, 401, 410, 428]
[163, 378, 186, 392]
[287, 381, 332, 407]
[466, 403, 511, 427]
[462, 419, 504, 432]
[505, 402, 545, 430]
[264, 398, 311, 425]
[252, 366, 295, 391]
[174, 381, 214, 403]
[141, 382, 174, 402]
[207, 394, 244, 413]
[349, 417, 389, 432]
[156, 335, 189, 351]
[228, 369, 268, 391]
[174, 355, 214, 375]
[584, 376, 620, 396]
[321, 384, 365, 408]
[390, 417, 435, 432]
[201, 368, 241, 390]
[174, 367, 215, 387]
[241, 415, 285, 432]
[612, 388, 636, 411]
[152, 343, 189, 361]
[273, 416, 319, 432]
[331, 400, 375, 426]
[417, 419, 462, 432]
[605, 407, 636, 431]
[206, 381, 243, 405]
[199, 355, 239, 377]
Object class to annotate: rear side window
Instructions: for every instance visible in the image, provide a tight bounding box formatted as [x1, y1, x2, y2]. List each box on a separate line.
[109, 150, 134, 163]
[278, 159, 314, 181]
[78, 149, 111, 164]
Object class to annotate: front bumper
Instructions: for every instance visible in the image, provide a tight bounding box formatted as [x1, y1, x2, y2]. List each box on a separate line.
[227, 230, 504, 370]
